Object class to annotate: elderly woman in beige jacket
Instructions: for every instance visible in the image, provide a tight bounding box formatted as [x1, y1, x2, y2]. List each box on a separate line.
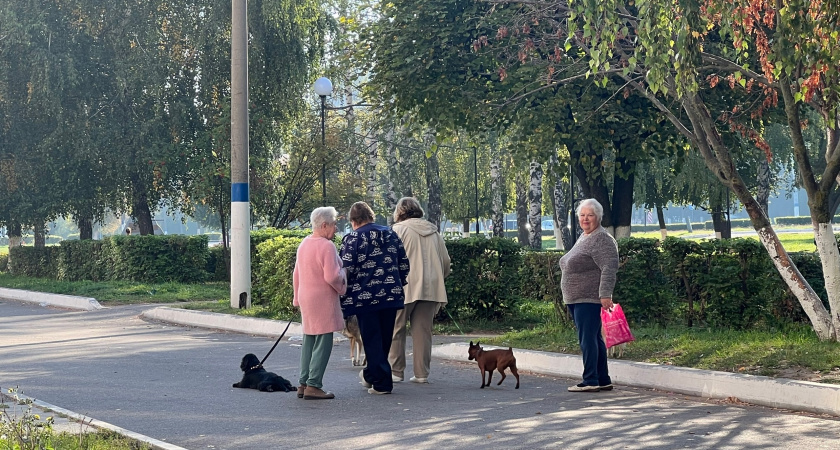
[388, 197, 451, 383]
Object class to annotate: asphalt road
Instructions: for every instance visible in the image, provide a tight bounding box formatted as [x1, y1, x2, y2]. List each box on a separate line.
[1, 300, 839, 450]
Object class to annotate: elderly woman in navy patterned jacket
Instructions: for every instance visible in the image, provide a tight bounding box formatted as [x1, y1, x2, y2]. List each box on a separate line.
[340, 202, 410, 395]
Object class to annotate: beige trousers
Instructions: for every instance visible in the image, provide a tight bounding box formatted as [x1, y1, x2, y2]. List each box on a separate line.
[389, 300, 439, 379]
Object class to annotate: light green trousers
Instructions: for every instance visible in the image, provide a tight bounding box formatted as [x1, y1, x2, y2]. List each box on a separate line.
[299, 333, 333, 389]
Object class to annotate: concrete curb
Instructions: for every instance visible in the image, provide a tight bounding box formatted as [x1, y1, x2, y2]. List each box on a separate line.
[0, 391, 186, 450]
[141, 306, 303, 338]
[432, 342, 840, 417]
[0, 287, 103, 311]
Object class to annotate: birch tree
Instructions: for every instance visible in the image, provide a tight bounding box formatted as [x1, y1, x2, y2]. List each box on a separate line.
[488, 0, 840, 339]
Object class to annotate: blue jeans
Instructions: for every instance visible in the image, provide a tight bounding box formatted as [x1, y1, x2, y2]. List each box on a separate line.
[356, 308, 398, 392]
[568, 303, 611, 386]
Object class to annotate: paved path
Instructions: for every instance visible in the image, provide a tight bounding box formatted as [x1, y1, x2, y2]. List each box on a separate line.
[1, 300, 839, 449]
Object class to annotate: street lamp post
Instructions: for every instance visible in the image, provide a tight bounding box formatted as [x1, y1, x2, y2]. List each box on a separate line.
[314, 77, 333, 207]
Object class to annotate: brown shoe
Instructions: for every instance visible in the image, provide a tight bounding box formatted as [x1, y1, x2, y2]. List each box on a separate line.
[303, 386, 335, 400]
[297, 384, 306, 399]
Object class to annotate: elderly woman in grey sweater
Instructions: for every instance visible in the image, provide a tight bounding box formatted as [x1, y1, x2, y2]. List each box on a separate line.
[559, 198, 619, 392]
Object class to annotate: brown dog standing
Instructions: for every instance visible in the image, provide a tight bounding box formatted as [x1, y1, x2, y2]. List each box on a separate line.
[468, 341, 520, 389]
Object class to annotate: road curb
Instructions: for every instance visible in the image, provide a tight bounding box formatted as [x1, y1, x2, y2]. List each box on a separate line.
[0, 391, 186, 450]
[432, 342, 840, 416]
[141, 306, 303, 337]
[0, 287, 103, 311]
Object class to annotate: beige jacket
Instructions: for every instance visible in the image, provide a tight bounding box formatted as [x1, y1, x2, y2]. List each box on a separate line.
[392, 218, 451, 305]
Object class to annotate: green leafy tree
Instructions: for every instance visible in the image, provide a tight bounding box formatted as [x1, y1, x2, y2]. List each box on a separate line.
[489, 0, 840, 339]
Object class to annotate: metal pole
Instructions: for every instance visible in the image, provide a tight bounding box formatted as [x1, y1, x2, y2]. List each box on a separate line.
[569, 161, 577, 247]
[474, 145, 479, 234]
[230, 0, 251, 309]
[320, 95, 327, 207]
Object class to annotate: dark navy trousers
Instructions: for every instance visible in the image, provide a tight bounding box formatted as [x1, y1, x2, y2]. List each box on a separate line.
[356, 307, 399, 392]
[568, 303, 611, 386]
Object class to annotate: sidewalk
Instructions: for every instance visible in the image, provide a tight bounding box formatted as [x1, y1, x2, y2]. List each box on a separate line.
[8, 288, 840, 419]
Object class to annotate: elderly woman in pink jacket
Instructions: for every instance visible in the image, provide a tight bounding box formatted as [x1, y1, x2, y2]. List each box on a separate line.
[293, 206, 347, 400]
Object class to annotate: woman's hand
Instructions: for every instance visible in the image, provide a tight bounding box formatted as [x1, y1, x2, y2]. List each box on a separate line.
[600, 297, 614, 310]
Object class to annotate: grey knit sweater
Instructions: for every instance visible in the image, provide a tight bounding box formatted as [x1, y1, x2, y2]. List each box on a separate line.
[559, 227, 619, 305]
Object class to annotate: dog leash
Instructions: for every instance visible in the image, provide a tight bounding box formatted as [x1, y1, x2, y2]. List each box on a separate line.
[258, 320, 293, 368]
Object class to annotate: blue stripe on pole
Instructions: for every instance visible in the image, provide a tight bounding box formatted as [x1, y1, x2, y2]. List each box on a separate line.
[231, 183, 249, 202]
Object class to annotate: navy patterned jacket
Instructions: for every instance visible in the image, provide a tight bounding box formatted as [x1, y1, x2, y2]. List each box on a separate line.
[339, 223, 410, 317]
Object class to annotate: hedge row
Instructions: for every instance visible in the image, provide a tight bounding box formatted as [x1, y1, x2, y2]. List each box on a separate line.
[8, 235, 210, 283]
[519, 237, 822, 329]
[245, 235, 523, 322]
[2, 228, 828, 330]
[774, 215, 840, 226]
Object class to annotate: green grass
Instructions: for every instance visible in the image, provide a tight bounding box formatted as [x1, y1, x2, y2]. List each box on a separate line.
[485, 318, 840, 381]
[0, 273, 229, 304]
[175, 299, 301, 322]
[0, 245, 7, 256]
[50, 429, 154, 449]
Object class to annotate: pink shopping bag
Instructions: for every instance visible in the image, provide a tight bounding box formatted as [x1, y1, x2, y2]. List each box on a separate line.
[601, 303, 635, 348]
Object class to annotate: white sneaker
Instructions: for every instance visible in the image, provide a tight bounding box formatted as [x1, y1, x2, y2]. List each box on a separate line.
[368, 388, 391, 395]
[358, 370, 372, 388]
[392, 374, 404, 382]
[410, 376, 429, 384]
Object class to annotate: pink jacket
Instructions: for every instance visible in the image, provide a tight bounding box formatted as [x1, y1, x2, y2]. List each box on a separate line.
[293, 235, 347, 335]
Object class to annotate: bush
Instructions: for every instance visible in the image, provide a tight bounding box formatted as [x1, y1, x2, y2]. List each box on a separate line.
[252, 236, 305, 315]
[100, 235, 209, 283]
[207, 246, 229, 282]
[8, 247, 59, 278]
[518, 250, 570, 323]
[614, 238, 679, 327]
[697, 239, 778, 329]
[56, 240, 107, 281]
[443, 237, 522, 320]
[0, 254, 8, 272]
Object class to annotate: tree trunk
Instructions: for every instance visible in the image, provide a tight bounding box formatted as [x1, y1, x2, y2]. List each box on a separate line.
[711, 209, 725, 239]
[528, 160, 543, 250]
[8, 222, 22, 248]
[680, 91, 836, 340]
[398, 137, 413, 199]
[132, 185, 154, 235]
[33, 219, 45, 248]
[571, 144, 614, 232]
[756, 158, 771, 218]
[710, 193, 731, 239]
[515, 169, 529, 246]
[384, 129, 399, 222]
[367, 138, 379, 207]
[76, 216, 93, 240]
[425, 148, 442, 230]
[462, 218, 470, 238]
[656, 205, 667, 240]
[490, 148, 504, 237]
[548, 154, 571, 250]
[612, 155, 635, 239]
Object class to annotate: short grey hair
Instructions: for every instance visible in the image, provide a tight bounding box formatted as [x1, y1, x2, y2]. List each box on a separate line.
[576, 198, 604, 222]
[310, 207, 338, 229]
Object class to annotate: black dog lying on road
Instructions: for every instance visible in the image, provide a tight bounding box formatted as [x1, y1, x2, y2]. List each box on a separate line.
[232, 353, 295, 392]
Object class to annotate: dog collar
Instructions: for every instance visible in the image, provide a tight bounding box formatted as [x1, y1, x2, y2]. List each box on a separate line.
[249, 364, 262, 370]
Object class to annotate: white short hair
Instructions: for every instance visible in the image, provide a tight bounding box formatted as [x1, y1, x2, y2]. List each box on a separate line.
[310, 207, 338, 229]
[576, 198, 604, 222]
